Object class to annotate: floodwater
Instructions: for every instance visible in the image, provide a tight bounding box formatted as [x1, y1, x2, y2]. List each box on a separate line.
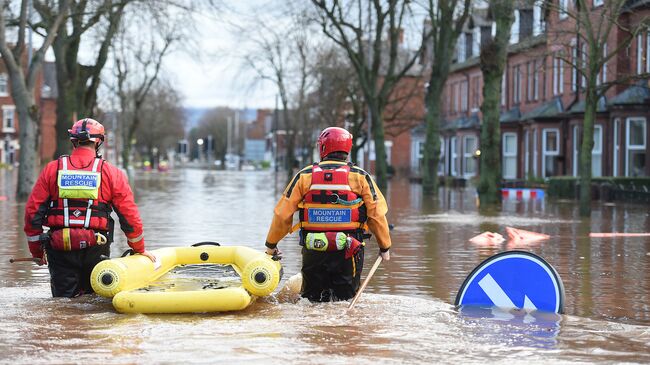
[1, 168, 649, 364]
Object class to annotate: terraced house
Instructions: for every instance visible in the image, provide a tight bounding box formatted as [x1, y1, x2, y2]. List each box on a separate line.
[411, 0, 650, 181]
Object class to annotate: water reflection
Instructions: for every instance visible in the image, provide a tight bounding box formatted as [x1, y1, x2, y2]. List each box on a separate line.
[1, 169, 649, 363]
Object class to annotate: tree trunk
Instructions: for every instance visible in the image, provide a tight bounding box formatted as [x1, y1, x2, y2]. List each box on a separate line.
[370, 101, 388, 190]
[422, 76, 444, 195]
[579, 86, 597, 217]
[477, 0, 514, 207]
[14, 91, 40, 200]
[52, 38, 77, 158]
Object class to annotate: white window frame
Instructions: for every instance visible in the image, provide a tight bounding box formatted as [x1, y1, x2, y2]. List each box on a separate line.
[533, 4, 543, 36]
[613, 118, 620, 177]
[533, 59, 539, 100]
[533, 129, 538, 177]
[602, 43, 608, 84]
[581, 44, 587, 88]
[450, 137, 458, 176]
[457, 35, 467, 63]
[0, 74, 8, 96]
[638, 34, 644, 75]
[626, 117, 647, 176]
[2, 105, 15, 133]
[592, 125, 603, 177]
[513, 65, 521, 104]
[501, 71, 507, 106]
[646, 32, 650, 74]
[559, 0, 568, 20]
[502, 132, 518, 179]
[572, 45, 578, 91]
[524, 130, 530, 177]
[462, 135, 477, 178]
[460, 80, 468, 112]
[542, 128, 560, 178]
[510, 10, 520, 45]
[438, 137, 445, 176]
[573, 125, 580, 177]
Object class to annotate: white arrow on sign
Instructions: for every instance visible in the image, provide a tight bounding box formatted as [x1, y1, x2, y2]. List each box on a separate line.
[478, 273, 538, 311]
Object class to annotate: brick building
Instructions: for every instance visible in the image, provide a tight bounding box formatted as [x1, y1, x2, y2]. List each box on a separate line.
[0, 59, 57, 166]
[410, 0, 649, 180]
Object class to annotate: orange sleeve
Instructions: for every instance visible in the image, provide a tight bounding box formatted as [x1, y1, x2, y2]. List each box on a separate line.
[352, 172, 392, 250]
[265, 171, 311, 246]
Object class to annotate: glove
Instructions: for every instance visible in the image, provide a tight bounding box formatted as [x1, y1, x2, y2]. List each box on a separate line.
[28, 242, 47, 266]
[379, 249, 390, 261]
[265, 246, 282, 260]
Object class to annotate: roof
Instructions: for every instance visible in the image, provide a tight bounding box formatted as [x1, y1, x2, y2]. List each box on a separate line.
[608, 80, 650, 106]
[520, 98, 563, 120]
[442, 114, 480, 130]
[500, 107, 521, 123]
[568, 96, 608, 113]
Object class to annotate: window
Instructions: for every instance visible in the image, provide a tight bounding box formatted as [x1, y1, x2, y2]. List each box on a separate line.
[542, 128, 560, 178]
[471, 76, 480, 111]
[501, 71, 507, 106]
[559, 0, 568, 20]
[460, 80, 468, 112]
[533, 3, 544, 36]
[646, 31, 650, 74]
[465, 32, 474, 60]
[533, 129, 538, 177]
[503, 133, 518, 179]
[519, 9, 533, 39]
[457, 35, 467, 63]
[513, 65, 521, 104]
[524, 130, 530, 177]
[592, 125, 603, 177]
[581, 44, 587, 88]
[637, 34, 645, 75]
[626, 118, 647, 176]
[510, 10, 520, 44]
[602, 43, 608, 84]
[463, 135, 477, 177]
[527, 62, 533, 102]
[0, 74, 7, 96]
[572, 125, 580, 176]
[2, 106, 15, 133]
[412, 140, 424, 174]
[593, 0, 603, 7]
[572, 46, 578, 91]
[438, 137, 445, 175]
[533, 60, 539, 100]
[613, 119, 620, 177]
[450, 137, 458, 176]
[553, 54, 564, 95]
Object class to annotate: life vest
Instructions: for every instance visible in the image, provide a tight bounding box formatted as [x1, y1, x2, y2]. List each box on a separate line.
[46, 156, 113, 235]
[297, 162, 366, 233]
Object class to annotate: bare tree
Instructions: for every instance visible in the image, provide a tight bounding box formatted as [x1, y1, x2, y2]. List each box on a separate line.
[34, 0, 129, 158]
[477, 0, 514, 206]
[311, 0, 426, 189]
[0, 0, 69, 199]
[133, 83, 185, 167]
[110, 3, 184, 170]
[422, 0, 471, 195]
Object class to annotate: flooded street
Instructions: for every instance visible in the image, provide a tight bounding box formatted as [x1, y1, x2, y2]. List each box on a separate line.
[1, 169, 650, 364]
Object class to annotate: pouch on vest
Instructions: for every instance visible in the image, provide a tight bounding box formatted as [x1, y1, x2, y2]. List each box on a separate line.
[344, 236, 364, 260]
[304, 232, 347, 252]
[49, 228, 107, 251]
[57, 170, 101, 199]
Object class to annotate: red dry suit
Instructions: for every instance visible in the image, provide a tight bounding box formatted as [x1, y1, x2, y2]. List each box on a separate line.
[24, 147, 145, 259]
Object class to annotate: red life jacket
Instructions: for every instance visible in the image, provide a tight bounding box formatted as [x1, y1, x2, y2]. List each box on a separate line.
[298, 162, 366, 232]
[46, 156, 113, 234]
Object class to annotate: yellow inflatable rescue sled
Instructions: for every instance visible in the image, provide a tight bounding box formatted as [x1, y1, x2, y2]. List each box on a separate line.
[90, 244, 282, 314]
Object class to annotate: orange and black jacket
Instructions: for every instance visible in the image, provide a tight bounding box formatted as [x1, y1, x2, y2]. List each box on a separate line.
[24, 147, 146, 258]
[265, 160, 391, 251]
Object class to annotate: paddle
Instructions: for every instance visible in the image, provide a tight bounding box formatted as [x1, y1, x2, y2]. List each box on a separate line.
[348, 256, 383, 311]
[9, 257, 41, 264]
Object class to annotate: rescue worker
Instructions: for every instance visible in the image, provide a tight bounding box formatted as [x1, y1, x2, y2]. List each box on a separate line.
[265, 127, 391, 302]
[24, 118, 155, 297]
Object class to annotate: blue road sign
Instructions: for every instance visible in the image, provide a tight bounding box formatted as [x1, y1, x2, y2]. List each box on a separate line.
[455, 251, 565, 314]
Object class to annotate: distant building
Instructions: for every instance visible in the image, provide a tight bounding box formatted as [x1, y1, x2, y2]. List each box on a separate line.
[0, 57, 57, 166]
[244, 109, 270, 164]
[409, 1, 650, 180]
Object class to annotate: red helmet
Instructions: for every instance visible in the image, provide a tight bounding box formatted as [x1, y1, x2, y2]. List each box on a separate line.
[317, 127, 353, 159]
[68, 118, 105, 146]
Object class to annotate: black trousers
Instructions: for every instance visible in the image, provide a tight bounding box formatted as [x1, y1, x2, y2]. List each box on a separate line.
[301, 246, 364, 302]
[45, 245, 110, 298]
